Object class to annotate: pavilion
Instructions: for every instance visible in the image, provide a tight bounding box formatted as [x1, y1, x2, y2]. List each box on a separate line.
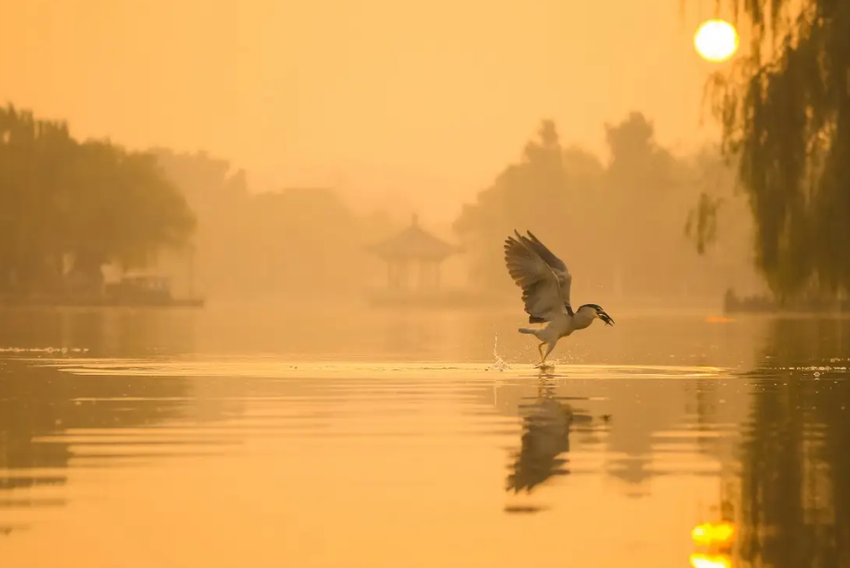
[365, 214, 461, 293]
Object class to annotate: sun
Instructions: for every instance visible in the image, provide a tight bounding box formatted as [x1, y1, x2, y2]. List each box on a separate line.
[694, 19, 739, 62]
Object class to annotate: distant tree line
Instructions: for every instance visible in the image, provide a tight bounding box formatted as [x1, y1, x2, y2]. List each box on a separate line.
[0, 104, 195, 296]
[0, 104, 402, 302]
[151, 149, 395, 300]
[0, 100, 771, 304]
[155, 123, 752, 305]
[452, 113, 756, 301]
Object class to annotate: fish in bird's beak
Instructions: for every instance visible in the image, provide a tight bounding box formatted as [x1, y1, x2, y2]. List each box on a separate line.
[599, 312, 615, 326]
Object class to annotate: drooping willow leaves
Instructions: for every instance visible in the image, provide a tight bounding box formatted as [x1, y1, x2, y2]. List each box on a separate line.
[686, 192, 724, 255]
[696, 0, 850, 299]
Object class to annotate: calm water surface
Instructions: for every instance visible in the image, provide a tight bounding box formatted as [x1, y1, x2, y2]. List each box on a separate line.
[1, 304, 849, 568]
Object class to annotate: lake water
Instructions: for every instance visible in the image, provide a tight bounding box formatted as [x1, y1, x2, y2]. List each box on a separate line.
[1, 304, 849, 568]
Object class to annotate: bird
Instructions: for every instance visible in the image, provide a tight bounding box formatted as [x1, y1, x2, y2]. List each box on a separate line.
[504, 230, 614, 368]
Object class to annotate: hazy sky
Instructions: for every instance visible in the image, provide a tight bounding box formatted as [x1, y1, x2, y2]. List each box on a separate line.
[0, 0, 732, 218]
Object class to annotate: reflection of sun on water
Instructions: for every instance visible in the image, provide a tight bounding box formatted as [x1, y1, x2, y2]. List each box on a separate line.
[694, 19, 739, 62]
[690, 552, 732, 568]
[690, 520, 736, 567]
[691, 520, 735, 548]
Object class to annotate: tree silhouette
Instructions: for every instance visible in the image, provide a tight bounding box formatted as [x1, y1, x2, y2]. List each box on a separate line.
[0, 104, 195, 295]
[605, 111, 679, 192]
[454, 114, 750, 300]
[702, 0, 850, 300]
[453, 120, 601, 290]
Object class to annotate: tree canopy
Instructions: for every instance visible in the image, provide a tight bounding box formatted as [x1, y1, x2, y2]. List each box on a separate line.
[704, 0, 850, 299]
[0, 104, 195, 295]
[453, 114, 756, 302]
[453, 120, 604, 289]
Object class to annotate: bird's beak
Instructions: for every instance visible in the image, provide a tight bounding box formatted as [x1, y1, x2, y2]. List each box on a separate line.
[599, 312, 615, 326]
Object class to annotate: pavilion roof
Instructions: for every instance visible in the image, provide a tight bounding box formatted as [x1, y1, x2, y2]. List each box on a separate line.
[366, 214, 462, 261]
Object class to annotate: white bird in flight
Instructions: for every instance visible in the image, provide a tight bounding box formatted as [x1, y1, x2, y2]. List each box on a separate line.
[504, 230, 615, 368]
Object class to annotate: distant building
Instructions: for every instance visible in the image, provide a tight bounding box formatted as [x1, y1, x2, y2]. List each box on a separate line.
[365, 214, 462, 294]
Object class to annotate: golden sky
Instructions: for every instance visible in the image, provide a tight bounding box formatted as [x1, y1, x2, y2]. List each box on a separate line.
[0, 0, 730, 211]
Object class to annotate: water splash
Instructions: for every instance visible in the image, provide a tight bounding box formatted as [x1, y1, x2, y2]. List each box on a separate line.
[488, 333, 510, 371]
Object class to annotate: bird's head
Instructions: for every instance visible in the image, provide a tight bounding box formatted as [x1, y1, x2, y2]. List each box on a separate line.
[579, 304, 615, 326]
[597, 309, 615, 326]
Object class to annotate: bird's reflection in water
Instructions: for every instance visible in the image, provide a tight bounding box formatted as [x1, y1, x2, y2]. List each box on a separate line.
[505, 370, 592, 494]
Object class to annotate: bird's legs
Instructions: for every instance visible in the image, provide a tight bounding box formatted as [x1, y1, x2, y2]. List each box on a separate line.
[536, 342, 556, 370]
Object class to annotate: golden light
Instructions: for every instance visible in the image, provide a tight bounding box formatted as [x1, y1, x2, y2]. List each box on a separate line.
[694, 19, 739, 62]
[691, 521, 736, 549]
[690, 552, 733, 568]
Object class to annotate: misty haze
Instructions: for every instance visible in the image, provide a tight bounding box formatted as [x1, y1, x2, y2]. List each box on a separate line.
[2, 1, 850, 567]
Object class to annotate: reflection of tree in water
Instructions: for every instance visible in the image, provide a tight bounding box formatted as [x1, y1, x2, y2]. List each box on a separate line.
[735, 318, 850, 567]
[0, 360, 191, 478]
[505, 373, 592, 493]
[0, 309, 200, 535]
[686, 377, 721, 459]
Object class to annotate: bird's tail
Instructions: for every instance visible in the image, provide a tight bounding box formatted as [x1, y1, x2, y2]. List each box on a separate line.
[518, 328, 538, 335]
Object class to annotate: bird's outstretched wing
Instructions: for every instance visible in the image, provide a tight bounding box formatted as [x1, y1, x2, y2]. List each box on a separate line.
[504, 230, 570, 323]
[517, 230, 572, 307]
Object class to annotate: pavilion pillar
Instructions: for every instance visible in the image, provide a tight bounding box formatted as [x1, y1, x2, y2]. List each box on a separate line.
[397, 259, 409, 290]
[388, 259, 408, 290]
[418, 260, 430, 291]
